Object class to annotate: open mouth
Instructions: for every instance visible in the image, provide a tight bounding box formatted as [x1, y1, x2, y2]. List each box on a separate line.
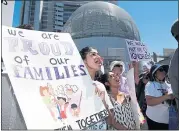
[115, 79, 120, 84]
[94, 59, 102, 65]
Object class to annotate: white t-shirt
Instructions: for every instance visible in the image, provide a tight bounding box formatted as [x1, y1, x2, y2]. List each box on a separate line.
[88, 81, 113, 130]
[145, 81, 173, 124]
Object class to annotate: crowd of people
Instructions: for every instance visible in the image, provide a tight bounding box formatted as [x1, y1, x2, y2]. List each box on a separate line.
[78, 19, 178, 130]
[2, 19, 178, 130]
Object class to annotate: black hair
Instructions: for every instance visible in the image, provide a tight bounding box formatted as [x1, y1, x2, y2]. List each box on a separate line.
[149, 66, 166, 82]
[79, 46, 97, 60]
[98, 72, 111, 92]
[136, 79, 145, 100]
[94, 70, 103, 81]
[57, 97, 66, 102]
[16, 24, 34, 30]
[143, 73, 150, 80]
[136, 73, 149, 100]
[114, 64, 122, 68]
[71, 103, 78, 109]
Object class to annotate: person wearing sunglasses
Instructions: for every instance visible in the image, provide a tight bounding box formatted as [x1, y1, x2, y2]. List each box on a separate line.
[168, 19, 178, 112]
[145, 64, 174, 130]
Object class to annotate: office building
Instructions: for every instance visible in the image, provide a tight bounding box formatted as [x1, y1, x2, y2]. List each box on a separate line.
[20, 0, 117, 32]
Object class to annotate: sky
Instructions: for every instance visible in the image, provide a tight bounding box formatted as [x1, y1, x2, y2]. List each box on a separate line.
[13, 1, 178, 55]
[118, 1, 178, 55]
[12, 0, 22, 27]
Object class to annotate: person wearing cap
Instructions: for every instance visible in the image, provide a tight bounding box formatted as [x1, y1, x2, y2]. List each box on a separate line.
[109, 61, 129, 94]
[145, 64, 174, 130]
[109, 61, 139, 94]
[168, 19, 178, 110]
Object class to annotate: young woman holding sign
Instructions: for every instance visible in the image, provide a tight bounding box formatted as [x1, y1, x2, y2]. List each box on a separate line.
[80, 47, 128, 130]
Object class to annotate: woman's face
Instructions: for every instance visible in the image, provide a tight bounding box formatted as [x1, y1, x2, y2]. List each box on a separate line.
[107, 72, 120, 88]
[112, 65, 123, 76]
[155, 67, 166, 81]
[84, 49, 102, 72]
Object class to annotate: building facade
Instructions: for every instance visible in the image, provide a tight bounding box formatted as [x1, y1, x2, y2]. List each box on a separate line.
[20, 0, 117, 32]
[63, 1, 141, 72]
[163, 48, 176, 56]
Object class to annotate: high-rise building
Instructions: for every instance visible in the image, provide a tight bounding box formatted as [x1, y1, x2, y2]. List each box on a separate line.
[20, 0, 117, 32]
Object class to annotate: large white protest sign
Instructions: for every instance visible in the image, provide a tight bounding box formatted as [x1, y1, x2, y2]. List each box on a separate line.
[2, 26, 110, 130]
[126, 39, 151, 61]
[126, 68, 145, 130]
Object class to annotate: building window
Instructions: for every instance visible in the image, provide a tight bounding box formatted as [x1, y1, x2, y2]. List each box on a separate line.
[42, 16, 48, 20]
[42, 12, 48, 15]
[31, 1, 35, 6]
[30, 12, 34, 16]
[43, 7, 48, 10]
[42, 25, 47, 28]
[30, 21, 34, 25]
[41, 21, 47, 24]
[64, 8, 76, 12]
[64, 4, 80, 8]
[31, 6, 35, 10]
[30, 17, 34, 21]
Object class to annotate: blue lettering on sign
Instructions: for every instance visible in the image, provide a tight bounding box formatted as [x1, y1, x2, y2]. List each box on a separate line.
[12, 64, 87, 80]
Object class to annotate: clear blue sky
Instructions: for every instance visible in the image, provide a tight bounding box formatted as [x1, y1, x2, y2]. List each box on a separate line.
[12, 0, 22, 27]
[13, 1, 178, 55]
[118, 1, 178, 55]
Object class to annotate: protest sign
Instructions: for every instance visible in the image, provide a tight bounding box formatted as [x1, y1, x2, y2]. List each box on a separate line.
[126, 68, 145, 129]
[125, 39, 151, 61]
[2, 26, 109, 130]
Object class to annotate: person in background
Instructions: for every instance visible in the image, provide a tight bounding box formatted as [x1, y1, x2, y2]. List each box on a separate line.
[145, 64, 174, 130]
[168, 19, 178, 111]
[109, 61, 139, 94]
[16, 24, 34, 30]
[99, 71, 137, 129]
[79, 47, 113, 130]
[136, 72, 150, 117]
[109, 61, 129, 94]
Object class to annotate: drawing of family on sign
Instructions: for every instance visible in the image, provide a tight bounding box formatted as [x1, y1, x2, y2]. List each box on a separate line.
[39, 83, 82, 123]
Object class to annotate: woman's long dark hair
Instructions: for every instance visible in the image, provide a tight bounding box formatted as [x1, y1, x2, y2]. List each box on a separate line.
[79, 47, 96, 60]
[97, 72, 111, 92]
[136, 73, 150, 100]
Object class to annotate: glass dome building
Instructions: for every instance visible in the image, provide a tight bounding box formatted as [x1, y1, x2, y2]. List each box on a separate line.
[63, 1, 141, 71]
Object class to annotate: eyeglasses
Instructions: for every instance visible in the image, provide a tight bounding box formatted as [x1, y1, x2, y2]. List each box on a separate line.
[158, 67, 164, 72]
